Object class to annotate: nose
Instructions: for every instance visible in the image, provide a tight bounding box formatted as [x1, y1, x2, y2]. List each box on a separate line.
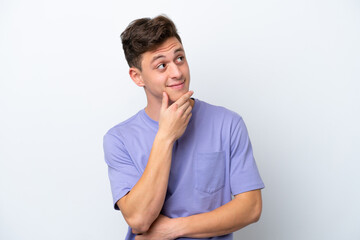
[168, 63, 182, 79]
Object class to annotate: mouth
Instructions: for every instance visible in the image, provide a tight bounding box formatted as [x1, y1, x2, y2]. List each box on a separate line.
[167, 80, 185, 90]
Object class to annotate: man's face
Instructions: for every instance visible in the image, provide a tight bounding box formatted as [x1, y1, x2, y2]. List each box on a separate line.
[135, 37, 190, 104]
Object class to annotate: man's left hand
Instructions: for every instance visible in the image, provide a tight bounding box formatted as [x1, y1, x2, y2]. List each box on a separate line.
[135, 215, 179, 240]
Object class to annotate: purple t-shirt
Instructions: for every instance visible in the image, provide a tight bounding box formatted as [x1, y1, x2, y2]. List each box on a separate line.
[103, 99, 264, 240]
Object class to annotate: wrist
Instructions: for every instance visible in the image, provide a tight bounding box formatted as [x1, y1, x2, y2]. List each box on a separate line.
[172, 217, 188, 238]
[155, 131, 176, 145]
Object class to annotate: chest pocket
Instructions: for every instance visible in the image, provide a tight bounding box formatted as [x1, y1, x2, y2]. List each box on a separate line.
[194, 151, 226, 193]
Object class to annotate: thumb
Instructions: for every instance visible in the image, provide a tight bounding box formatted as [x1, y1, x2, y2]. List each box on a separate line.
[161, 92, 168, 111]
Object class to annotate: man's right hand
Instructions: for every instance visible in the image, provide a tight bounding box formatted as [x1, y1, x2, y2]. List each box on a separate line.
[158, 91, 194, 143]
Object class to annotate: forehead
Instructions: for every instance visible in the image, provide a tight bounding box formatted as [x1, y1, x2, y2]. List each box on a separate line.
[142, 37, 184, 62]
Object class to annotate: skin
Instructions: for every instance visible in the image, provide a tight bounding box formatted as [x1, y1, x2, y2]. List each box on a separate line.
[135, 190, 262, 239]
[129, 37, 193, 121]
[121, 37, 262, 239]
[119, 37, 194, 233]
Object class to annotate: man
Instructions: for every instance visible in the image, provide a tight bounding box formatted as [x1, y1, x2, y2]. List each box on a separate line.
[103, 15, 264, 240]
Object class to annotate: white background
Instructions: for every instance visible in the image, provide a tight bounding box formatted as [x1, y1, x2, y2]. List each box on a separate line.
[1, 0, 359, 239]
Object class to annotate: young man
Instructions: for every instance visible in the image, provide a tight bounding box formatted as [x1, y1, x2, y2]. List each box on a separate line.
[103, 15, 264, 240]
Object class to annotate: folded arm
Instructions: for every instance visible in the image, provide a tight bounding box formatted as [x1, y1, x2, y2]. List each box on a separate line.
[177, 189, 262, 238]
[136, 189, 262, 239]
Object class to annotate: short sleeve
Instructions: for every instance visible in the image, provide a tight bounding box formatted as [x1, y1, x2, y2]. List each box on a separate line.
[103, 133, 141, 210]
[230, 116, 264, 195]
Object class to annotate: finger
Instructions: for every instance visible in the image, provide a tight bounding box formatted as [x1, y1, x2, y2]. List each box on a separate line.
[161, 92, 168, 111]
[182, 103, 192, 117]
[185, 112, 192, 124]
[177, 100, 191, 114]
[175, 91, 194, 108]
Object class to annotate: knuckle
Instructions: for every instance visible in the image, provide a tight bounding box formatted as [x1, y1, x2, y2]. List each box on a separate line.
[172, 103, 178, 111]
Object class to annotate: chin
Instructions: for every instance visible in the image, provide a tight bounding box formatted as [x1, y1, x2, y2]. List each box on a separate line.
[168, 89, 188, 103]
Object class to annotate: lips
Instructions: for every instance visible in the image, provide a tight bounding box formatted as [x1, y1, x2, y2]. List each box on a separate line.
[167, 81, 185, 90]
[167, 80, 185, 88]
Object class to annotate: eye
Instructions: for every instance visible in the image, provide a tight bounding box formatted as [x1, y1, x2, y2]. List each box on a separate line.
[157, 63, 165, 69]
[176, 56, 184, 63]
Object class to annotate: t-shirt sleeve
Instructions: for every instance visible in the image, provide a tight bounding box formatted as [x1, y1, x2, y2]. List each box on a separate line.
[229, 116, 265, 195]
[103, 132, 141, 210]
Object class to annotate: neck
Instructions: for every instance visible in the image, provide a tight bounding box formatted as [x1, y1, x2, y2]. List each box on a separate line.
[145, 98, 195, 122]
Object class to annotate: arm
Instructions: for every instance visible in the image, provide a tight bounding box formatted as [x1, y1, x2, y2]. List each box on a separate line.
[136, 189, 262, 239]
[118, 91, 193, 234]
[177, 189, 262, 238]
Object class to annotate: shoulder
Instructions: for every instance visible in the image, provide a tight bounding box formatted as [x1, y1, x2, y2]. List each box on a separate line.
[104, 110, 143, 140]
[196, 99, 243, 123]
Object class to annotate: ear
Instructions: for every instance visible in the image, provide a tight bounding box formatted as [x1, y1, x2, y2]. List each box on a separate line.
[129, 67, 145, 87]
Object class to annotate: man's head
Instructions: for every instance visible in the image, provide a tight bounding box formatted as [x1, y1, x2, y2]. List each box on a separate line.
[121, 15, 182, 70]
[121, 15, 190, 106]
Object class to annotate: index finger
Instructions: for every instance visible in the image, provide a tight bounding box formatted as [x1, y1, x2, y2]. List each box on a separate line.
[174, 91, 194, 107]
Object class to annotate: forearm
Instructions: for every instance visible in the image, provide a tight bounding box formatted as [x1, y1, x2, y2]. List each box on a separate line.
[119, 133, 174, 232]
[175, 190, 262, 238]
[118, 92, 193, 233]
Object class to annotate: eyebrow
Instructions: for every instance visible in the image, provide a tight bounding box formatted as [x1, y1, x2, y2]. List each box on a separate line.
[174, 47, 184, 54]
[151, 47, 185, 64]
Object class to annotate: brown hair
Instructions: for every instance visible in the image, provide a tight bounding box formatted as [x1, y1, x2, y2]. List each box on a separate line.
[121, 15, 182, 70]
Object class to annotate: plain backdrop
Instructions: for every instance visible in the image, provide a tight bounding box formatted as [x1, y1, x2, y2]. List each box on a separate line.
[1, 0, 359, 239]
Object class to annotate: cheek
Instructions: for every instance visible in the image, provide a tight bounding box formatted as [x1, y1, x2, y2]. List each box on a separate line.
[143, 72, 166, 86]
[182, 63, 190, 76]
[156, 75, 168, 87]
